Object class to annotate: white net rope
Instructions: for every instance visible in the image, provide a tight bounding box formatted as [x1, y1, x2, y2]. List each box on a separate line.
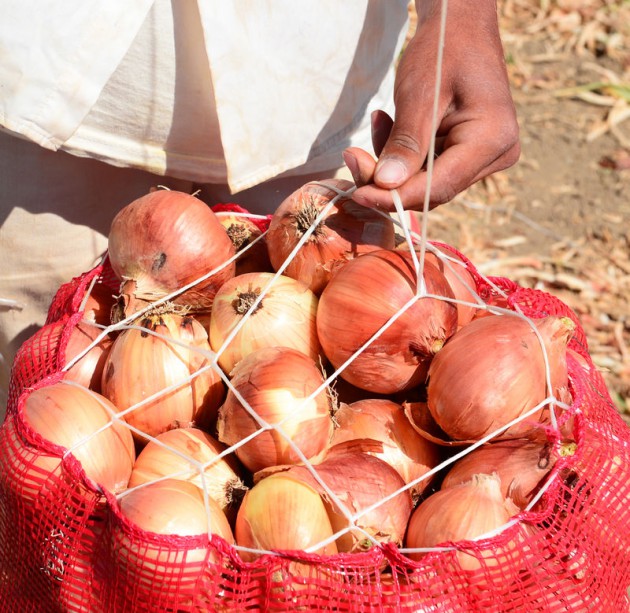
[51, 0, 575, 566]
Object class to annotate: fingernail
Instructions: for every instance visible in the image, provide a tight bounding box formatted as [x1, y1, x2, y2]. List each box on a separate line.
[376, 159, 407, 186]
[342, 150, 360, 184]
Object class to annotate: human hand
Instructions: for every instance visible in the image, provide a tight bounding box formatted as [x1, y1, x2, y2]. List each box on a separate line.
[344, 0, 520, 212]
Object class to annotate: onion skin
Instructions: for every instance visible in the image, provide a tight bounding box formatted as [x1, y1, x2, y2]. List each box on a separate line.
[266, 179, 396, 295]
[81, 282, 117, 326]
[209, 272, 321, 375]
[101, 313, 224, 441]
[427, 315, 574, 441]
[441, 439, 559, 509]
[272, 447, 413, 553]
[235, 472, 337, 561]
[397, 244, 478, 328]
[217, 346, 334, 473]
[317, 250, 458, 394]
[108, 190, 235, 316]
[128, 427, 246, 517]
[331, 399, 440, 500]
[405, 473, 519, 571]
[19, 382, 135, 498]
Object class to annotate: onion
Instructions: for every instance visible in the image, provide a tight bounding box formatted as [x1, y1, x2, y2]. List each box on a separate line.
[235, 472, 337, 561]
[330, 399, 440, 500]
[14, 319, 112, 393]
[269, 445, 413, 553]
[5, 382, 135, 506]
[317, 250, 458, 394]
[209, 272, 321, 375]
[217, 346, 334, 473]
[101, 312, 224, 441]
[405, 473, 519, 571]
[427, 315, 574, 441]
[441, 439, 563, 509]
[215, 211, 272, 275]
[128, 427, 247, 517]
[107, 190, 235, 317]
[112, 479, 234, 601]
[266, 179, 396, 295]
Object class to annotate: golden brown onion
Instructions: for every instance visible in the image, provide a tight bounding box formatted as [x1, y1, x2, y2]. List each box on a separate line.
[108, 190, 235, 316]
[316, 250, 458, 394]
[101, 312, 224, 441]
[217, 346, 334, 473]
[427, 315, 574, 441]
[266, 179, 396, 295]
[209, 272, 321, 375]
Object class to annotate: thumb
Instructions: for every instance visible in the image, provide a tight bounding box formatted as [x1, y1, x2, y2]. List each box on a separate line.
[373, 114, 428, 190]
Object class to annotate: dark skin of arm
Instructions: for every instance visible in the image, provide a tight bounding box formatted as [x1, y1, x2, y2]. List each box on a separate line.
[343, 0, 520, 211]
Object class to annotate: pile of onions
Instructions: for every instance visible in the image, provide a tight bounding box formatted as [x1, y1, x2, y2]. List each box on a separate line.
[209, 272, 321, 374]
[8, 382, 135, 505]
[235, 472, 337, 561]
[101, 312, 224, 440]
[215, 210, 272, 275]
[128, 427, 247, 517]
[217, 346, 334, 473]
[405, 473, 520, 571]
[427, 314, 574, 441]
[331, 399, 440, 500]
[107, 190, 235, 317]
[266, 179, 396, 295]
[262, 444, 413, 553]
[317, 249, 458, 394]
[441, 439, 562, 509]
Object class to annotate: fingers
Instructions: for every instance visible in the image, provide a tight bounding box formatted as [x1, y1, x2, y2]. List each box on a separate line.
[351, 139, 521, 211]
[342, 147, 377, 187]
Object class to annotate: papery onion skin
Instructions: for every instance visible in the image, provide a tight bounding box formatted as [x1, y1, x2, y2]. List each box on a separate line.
[426, 315, 574, 441]
[331, 399, 440, 500]
[81, 282, 117, 326]
[441, 439, 559, 509]
[20, 382, 135, 497]
[405, 473, 519, 571]
[209, 272, 321, 375]
[101, 312, 224, 441]
[266, 179, 396, 295]
[108, 190, 235, 315]
[235, 472, 337, 561]
[128, 427, 246, 516]
[217, 346, 334, 473]
[317, 250, 458, 394]
[215, 211, 273, 275]
[275, 446, 413, 553]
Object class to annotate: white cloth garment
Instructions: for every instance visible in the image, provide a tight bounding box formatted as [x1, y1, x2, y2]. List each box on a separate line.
[0, 0, 410, 413]
[0, 0, 409, 194]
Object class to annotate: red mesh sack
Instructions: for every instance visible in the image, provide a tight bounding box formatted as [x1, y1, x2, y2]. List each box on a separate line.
[1, 201, 629, 612]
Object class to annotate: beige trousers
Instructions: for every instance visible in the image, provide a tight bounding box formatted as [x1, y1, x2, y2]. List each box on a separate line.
[0, 131, 351, 415]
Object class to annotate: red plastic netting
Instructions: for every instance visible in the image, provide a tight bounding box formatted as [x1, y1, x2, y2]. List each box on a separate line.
[1, 205, 630, 613]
